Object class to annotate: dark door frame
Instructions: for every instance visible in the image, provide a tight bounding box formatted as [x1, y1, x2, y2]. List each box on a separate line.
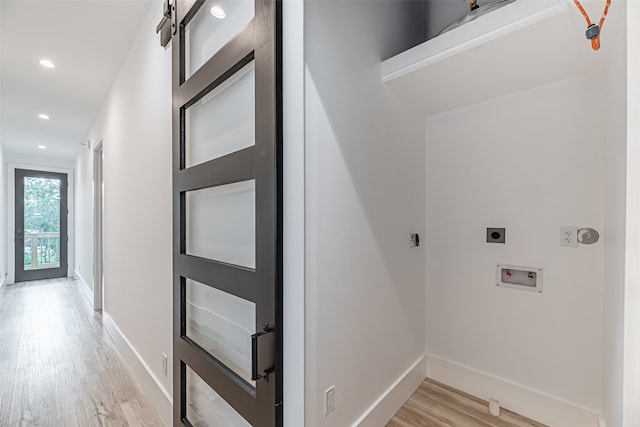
[14, 168, 68, 282]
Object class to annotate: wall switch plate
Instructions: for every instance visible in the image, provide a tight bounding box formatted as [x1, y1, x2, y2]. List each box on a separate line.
[487, 227, 506, 244]
[560, 226, 578, 247]
[325, 386, 335, 415]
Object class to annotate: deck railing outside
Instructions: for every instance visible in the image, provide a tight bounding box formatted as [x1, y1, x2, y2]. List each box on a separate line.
[24, 232, 60, 270]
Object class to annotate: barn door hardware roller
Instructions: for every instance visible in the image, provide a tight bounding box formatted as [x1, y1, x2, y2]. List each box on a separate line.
[156, 0, 174, 48]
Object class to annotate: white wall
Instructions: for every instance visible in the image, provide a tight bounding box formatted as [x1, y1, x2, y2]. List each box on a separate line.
[76, 2, 173, 424]
[425, 72, 606, 425]
[602, 1, 627, 426]
[282, 0, 306, 425]
[623, 2, 640, 425]
[3, 151, 75, 170]
[0, 145, 5, 286]
[304, 2, 427, 426]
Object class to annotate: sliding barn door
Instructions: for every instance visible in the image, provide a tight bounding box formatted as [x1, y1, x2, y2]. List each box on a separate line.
[171, 0, 282, 425]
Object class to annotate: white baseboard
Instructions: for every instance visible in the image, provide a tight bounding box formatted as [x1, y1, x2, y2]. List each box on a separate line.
[353, 355, 426, 427]
[426, 353, 601, 427]
[599, 414, 607, 427]
[0, 274, 6, 289]
[103, 312, 172, 426]
[74, 269, 93, 306]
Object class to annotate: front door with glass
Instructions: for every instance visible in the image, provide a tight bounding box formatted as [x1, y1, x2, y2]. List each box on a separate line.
[15, 169, 68, 282]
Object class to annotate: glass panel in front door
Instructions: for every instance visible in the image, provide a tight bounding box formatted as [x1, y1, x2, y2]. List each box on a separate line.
[184, 0, 254, 79]
[22, 176, 62, 271]
[186, 365, 252, 427]
[185, 180, 256, 269]
[185, 278, 256, 385]
[185, 62, 255, 168]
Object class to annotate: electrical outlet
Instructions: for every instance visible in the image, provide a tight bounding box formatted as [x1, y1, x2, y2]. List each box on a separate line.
[325, 386, 335, 415]
[487, 227, 506, 244]
[162, 353, 168, 376]
[560, 226, 578, 247]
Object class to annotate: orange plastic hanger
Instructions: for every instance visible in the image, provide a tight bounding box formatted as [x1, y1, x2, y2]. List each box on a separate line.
[573, 0, 612, 51]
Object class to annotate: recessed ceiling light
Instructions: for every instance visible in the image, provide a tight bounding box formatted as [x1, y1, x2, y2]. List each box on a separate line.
[210, 6, 226, 19]
[38, 114, 50, 120]
[38, 145, 47, 150]
[39, 59, 55, 69]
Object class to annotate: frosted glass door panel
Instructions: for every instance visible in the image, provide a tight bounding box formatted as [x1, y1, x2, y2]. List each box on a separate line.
[186, 365, 252, 427]
[186, 278, 256, 385]
[186, 180, 255, 268]
[185, 63, 255, 168]
[184, 0, 254, 79]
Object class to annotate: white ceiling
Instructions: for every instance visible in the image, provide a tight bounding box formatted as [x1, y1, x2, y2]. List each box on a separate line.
[0, 0, 154, 161]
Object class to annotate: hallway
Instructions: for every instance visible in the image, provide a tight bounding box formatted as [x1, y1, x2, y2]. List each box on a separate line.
[0, 278, 163, 426]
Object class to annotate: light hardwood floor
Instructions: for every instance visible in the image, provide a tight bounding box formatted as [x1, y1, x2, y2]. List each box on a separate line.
[0, 278, 164, 426]
[388, 379, 547, 427]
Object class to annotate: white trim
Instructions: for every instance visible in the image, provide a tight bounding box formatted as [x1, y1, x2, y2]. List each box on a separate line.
[102, 312, 172, 426]
[599, 414, 607, 427]
[6, 162, 75, 284]
[92, 141, 104, 311]
[74, 268, 93, 306]
[381, 0, 568, 82]
[352, 355, 426, 427]
[0, 274, 6, 289]
[426, 353, 601, 427]
[283, 0, 305, 425]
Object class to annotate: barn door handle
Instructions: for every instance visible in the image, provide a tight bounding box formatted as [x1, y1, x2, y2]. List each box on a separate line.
[251, 322, 274, 382]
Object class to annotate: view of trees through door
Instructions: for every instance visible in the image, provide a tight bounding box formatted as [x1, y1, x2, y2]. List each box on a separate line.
[15, 169, 68, 282]
[23, 176, 62, 270]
